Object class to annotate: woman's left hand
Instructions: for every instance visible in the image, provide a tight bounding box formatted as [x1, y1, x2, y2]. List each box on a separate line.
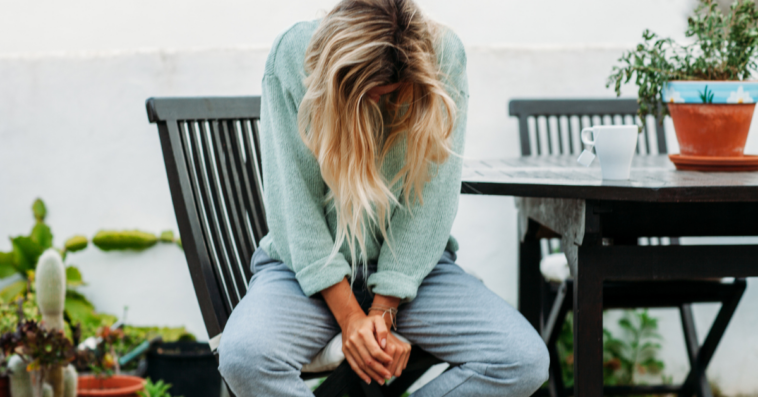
[368, 312, 411, 378]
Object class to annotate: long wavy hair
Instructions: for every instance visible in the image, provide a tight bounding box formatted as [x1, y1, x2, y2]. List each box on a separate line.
[298, 0, 458, 278]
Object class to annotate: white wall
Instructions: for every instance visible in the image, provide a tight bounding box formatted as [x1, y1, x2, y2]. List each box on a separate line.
[3, 0, 758, 394]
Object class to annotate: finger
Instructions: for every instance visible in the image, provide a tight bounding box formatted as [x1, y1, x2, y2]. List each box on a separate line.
[355, 341, 392, 381]
[372, 316, 389, 350]
[359, 329, 393, 365]
[402, 345, 411, 371]
[348, 342, 388, 384]
[344, 349, 371, 384]
[390, 344, 403, 377]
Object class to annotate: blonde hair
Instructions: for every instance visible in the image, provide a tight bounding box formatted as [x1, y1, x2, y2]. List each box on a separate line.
[298, 0, 458, 279]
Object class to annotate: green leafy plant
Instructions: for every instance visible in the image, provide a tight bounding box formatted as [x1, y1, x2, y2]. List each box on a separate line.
[87, 325, 125, 379]
[556, 309, 667, 393]
[607, 0, 758, 123]
[0, 198, 182, 339]
[137, 378, 183, 397]
[603, 310, 665, 386]
[0, 293, 41, 335]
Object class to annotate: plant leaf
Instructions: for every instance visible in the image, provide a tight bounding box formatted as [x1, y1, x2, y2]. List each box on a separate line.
[0, 251, 17, 278]
[63, 235, 88, 253]
[11, 236, 43, 273]
[92, 230, 158, 251]
[32, 199, 47, 222]
[0, 280, 28, 302]
[64, 290, 97, 325]
[31, 222, 53, 249]
[65, 266, 84, 287]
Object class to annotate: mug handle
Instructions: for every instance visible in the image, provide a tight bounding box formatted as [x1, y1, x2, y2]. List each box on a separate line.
[580, 127, 595, 146]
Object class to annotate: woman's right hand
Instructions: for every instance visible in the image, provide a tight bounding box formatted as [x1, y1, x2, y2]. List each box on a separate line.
[341, 312, 394, 385]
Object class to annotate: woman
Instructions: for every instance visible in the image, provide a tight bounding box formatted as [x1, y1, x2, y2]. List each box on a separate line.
[218, 0, 549, 395]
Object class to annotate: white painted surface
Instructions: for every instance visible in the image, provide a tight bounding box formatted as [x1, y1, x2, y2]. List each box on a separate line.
[2, 0, 758, 394]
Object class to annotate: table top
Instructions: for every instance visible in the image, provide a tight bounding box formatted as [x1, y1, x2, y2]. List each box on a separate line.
[461, 154, 758, 202]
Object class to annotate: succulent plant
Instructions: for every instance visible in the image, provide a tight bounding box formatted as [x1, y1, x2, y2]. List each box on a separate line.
[35, 250, 66, 332]
[63, 236, 88, 253]
[63, 365, 77, 397]
[92, 230, 158, 251]
[8, 354, 33, 397]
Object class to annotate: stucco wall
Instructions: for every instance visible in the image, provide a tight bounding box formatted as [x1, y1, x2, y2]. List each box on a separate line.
[2, 0, 758, 394]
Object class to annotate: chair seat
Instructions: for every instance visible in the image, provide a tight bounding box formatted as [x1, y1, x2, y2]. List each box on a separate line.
[209, 331, 411, 374]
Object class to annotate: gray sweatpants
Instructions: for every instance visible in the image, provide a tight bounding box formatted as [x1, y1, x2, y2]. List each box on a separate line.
[218, 247, 549, 396]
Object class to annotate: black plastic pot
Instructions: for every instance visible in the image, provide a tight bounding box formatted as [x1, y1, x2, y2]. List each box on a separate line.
[146, 342, 221, 397]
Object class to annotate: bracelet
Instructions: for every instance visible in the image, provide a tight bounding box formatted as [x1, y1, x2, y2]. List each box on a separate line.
[368, 305, 398, 331]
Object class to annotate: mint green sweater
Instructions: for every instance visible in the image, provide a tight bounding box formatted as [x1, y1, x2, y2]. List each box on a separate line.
[258, 19, 469, 301]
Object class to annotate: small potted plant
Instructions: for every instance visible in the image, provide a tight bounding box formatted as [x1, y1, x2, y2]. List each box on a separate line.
[77, 325, 146, 396]
[608, 0, 758, 169]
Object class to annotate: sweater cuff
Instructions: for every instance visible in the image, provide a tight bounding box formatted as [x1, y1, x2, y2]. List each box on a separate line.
[295, 255, 352, 297]
[367, 271, 421, 302]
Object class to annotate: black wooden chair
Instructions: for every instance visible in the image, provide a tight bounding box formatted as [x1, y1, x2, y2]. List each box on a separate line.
[509, 99, 747, 397]
[146, 96, 441, 397]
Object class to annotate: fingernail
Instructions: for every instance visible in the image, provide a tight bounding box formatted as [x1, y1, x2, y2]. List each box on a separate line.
[365, 378, 371, 384]
[379, 379, 385, 386]
[381, 339, 386, 348]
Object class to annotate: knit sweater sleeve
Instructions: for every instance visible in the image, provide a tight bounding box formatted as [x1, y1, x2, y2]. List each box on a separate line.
[258, 69, 351, 297]
[367, 30, 469, 302]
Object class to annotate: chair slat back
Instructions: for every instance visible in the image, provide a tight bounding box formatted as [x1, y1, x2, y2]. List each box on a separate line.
[509, 99, 668, 156]
[147, 96, 267, 338]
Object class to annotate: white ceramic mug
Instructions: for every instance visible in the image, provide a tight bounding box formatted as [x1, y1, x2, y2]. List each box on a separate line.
[581, 125, 638, 180]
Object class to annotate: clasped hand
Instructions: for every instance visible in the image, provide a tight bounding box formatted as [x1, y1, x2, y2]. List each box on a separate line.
[341, 312, 411, 385]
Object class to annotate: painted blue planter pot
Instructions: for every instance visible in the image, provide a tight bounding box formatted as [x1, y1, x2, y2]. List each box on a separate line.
[663, 81, 758, 104]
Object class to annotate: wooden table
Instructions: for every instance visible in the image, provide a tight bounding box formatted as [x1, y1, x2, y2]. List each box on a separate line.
[460, 154, 758, 397]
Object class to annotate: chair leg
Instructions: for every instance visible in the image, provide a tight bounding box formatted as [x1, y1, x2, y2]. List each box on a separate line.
[314, 361, 358, 397]
[678, 279, 747, 397]
[680, 304, 713, 397]
[542, 281, 572, 397]
[359, 380, 385, 397]
[547, 346, 567, 397]
[519, 219, 543, 332]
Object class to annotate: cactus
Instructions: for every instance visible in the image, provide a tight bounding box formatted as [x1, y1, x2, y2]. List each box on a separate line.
[45, 366, 64, 397]
[35, 250, 66, 332]
[8, 355, 32, 397]
[63, 365, 77, 397]
[92, 230, 158, 251]
[63, 236, 88, 253]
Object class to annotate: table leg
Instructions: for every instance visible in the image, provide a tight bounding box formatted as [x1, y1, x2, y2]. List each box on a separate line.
[519, 218, 543, 332]
[573, 245, 603, 397]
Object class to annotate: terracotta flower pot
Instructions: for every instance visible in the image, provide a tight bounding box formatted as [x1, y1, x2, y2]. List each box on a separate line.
[663, 81, 758, 157]
[77, 375, 145, 397]
[668, 103, 755, 156]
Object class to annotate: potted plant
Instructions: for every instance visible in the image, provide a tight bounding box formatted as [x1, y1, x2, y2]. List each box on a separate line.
[77, 325, 146, 396]
[608, 0, 758, 169]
